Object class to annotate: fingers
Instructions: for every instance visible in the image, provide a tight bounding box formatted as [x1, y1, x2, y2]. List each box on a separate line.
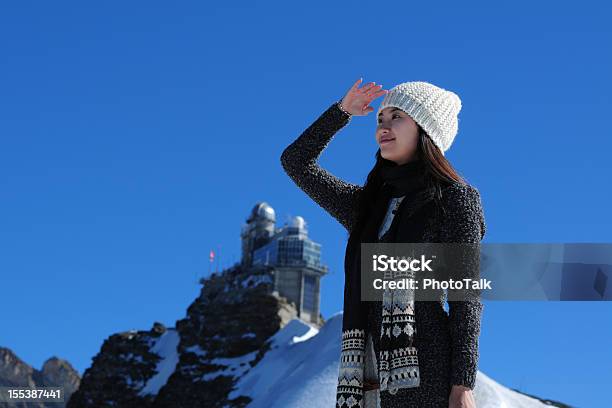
[350, 77, 363, 92]
[365, 86, 386, 99]
[345, 79, 389, 115]
[362, 87, 388, 111]
[361, 81, 377, 94]
[350, 79, 386, 97]
[370, 89, 389, 100]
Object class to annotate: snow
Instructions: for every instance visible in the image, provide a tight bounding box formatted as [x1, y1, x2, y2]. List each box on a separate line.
[202, 350, 259, 382]
[290, 325, 318, 344]
[119, 352, 144, 363]
[138, 329, 180, 396]
[228, 313, 343, 407]
[122, 312, 562, 406]
[473, 371, 554, 408]
[227, 312, 556, 408]
[241, 274, 273, 289]
[184, 344, 207, 357]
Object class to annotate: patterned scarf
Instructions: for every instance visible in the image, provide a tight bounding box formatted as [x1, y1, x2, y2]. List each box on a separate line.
[336, 159, 429, 407]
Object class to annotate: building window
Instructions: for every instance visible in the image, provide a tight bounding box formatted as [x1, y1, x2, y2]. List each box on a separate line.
[303, 274, 316, 313]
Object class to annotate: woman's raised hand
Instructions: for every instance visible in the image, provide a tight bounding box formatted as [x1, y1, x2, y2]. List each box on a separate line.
[340, 78, 388, 116]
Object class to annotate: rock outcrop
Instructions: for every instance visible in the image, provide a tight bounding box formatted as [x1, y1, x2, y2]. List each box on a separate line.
[0, 347, 80, 408]
[67, 264, 306, 407]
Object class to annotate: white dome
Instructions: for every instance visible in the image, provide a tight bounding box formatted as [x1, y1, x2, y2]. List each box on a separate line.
[250, 202, 276, 222]
[291, 216, 306, 229]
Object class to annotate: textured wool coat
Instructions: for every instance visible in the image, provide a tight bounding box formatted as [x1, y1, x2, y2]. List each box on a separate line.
[280, 101, 486, 408]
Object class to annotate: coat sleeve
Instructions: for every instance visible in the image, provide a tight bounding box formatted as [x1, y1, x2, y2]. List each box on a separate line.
[440, 183, 487, 390]
[280, 101, 363, 233]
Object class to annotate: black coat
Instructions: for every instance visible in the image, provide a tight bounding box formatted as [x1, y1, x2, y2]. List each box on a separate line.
[281, 101, 487, 408]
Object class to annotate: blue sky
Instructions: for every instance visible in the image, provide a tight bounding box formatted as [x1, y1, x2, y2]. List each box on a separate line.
[1, 2, 610, 407]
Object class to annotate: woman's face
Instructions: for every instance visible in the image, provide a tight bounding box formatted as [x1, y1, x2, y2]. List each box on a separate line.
[376, 107, 420, 164]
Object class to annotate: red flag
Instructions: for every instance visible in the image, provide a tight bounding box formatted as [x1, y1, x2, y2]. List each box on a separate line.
[209, 249, 215, 262]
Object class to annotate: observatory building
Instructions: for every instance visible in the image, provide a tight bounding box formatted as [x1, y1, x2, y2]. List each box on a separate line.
[240, 202, 328, 325]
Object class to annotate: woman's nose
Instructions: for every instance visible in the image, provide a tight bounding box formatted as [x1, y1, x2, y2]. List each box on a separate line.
[379, 120, 392, 129]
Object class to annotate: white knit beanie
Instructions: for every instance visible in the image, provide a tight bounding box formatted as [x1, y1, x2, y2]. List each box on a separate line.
[377, 81, 462, 155]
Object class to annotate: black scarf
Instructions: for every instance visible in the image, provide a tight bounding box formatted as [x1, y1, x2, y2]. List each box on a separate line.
[380, 159, 427, 198]
[359, 159, 429, 244]
[336, 159, 429, 406]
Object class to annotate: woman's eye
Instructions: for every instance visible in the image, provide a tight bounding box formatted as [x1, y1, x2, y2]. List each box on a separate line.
[378, 115, 401, 124]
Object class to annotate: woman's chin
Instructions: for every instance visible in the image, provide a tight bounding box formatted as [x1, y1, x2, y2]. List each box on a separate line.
[380, 150, 398, 162]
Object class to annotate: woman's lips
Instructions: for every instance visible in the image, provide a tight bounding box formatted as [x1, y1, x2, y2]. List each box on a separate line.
[380, 138, 395, 145]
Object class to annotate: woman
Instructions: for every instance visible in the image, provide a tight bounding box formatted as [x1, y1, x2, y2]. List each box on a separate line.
[280, 78, 486, 408]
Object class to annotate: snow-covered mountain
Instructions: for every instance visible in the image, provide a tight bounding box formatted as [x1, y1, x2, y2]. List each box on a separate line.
[63, 263, 571, 407]
[222, 313, 569, 408]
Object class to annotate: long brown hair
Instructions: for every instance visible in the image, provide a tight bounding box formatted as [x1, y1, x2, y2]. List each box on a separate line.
[348, 126, 465, 243]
